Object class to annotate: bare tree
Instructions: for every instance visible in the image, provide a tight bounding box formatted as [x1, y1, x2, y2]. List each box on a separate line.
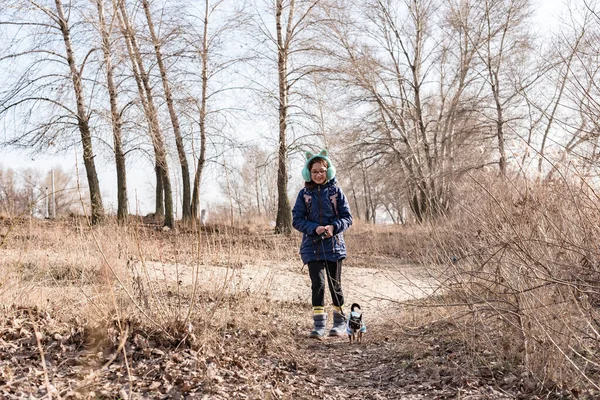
[470, 0, 532, 177]
[216, 146, 278, 219]
[319, 0, 529, 221]
[190, 0, 211, 223]
[322, 0, 457, 221]
[116, 0, 174, 228]
[273, 0, 294, 233]
[0, 165, 86, 217]
[525, 5, 600, 182]
[557, 5, 600, 174]
[54, 0, 105, 224]
[245, 146, 278, 217]
[95, 0, 128, 223]
[44, 167, 90, 216]
[165, 0, 252, 223]
[245, 0, 327, 233]
[141, 0, 192, 223]
[0, 166, 27, 216]
[0, 0, 105, 224]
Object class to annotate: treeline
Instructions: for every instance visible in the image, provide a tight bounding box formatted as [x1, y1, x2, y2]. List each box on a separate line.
[1, 0, 599, 229]
[0, 165, 86, 218]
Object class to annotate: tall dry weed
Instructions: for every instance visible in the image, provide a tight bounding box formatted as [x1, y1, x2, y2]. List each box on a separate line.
[0, 215, 302, 356]
[422, 172, 600, 392]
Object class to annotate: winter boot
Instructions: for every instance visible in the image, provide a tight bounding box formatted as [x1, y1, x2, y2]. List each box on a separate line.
[329, 310, 346, 337]
[309, 313, 327, 339]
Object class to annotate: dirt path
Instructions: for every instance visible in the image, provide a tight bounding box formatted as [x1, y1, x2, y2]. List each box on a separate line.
[140, 258, 436, 318]
[293, 335, 515, 400]
[143, 260, 516, 399]
[141, 254, 515, 400]
[135, 260, 508, 399]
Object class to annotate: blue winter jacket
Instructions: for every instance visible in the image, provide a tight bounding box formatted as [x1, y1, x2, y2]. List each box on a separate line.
[292, 178, 353, 264]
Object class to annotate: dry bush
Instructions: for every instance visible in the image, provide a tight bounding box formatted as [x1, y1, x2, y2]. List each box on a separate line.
[421, 171, 600, 393]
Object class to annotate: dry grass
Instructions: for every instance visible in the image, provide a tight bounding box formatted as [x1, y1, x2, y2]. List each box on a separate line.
[0, 216, 317, 397]
[1, 215, 299, 331]
[414, 172, 600, 394]
[1, 180, 600, 398]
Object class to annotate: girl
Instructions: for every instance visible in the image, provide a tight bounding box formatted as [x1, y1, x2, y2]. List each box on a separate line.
[292, 149, 353, 339]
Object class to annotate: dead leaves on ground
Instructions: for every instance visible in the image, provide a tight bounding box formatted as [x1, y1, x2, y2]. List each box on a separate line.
[0, 306, 598, 399]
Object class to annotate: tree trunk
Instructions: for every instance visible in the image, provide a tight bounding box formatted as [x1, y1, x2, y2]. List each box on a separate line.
[142, 0, 191, 223]
[155, 162, 164, 217]
[384, 203, 397, 224]
[491, 73, 507, 177]
[361, 163, 371, 223]
[255, 165, 261, 216]
[537, 28, 583, 178]
[191, 0, 209, 222]
[55, 0, 104, 224]
[274, 0, 294, 235]
[117, 0, 173, 228]
[191, 133, 206, 221]
[96, 0, 127, 224]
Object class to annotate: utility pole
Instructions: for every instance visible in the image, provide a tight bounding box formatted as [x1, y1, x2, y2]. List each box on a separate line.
[29, 174, 33, 217]
[51, 169, 56, 219]
[45, 187, 49, 219]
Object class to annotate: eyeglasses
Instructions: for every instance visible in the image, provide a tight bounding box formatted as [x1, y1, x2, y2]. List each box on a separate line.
[311, 169, 327, 175]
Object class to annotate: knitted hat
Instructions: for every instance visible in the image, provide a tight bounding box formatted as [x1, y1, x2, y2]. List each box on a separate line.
[302, 149, 336, 182]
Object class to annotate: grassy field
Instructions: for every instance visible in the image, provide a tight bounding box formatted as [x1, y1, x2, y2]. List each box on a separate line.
[0, 206, 599, 399]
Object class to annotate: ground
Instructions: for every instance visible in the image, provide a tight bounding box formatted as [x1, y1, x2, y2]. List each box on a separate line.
[140, 257, 434, 309]
[0, 222, 589, 399]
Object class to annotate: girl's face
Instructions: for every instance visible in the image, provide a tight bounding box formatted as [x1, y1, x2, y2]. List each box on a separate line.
[310, 160, 328, 185]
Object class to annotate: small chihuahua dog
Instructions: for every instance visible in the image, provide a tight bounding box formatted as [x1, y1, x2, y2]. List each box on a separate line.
[346, 303, 366, 344]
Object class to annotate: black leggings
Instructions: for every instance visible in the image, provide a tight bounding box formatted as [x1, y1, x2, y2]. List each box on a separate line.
[308, 260, 344, 307]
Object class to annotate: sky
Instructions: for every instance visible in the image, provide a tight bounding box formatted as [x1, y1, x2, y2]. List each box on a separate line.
[0, 0, 571, 216]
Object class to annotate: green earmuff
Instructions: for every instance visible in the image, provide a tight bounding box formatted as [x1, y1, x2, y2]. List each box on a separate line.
[302, 149, 336, 182]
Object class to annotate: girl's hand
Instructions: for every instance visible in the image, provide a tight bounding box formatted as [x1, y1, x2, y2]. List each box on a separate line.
[316, 225, 334, 237]
[325, 225, 334, 237]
